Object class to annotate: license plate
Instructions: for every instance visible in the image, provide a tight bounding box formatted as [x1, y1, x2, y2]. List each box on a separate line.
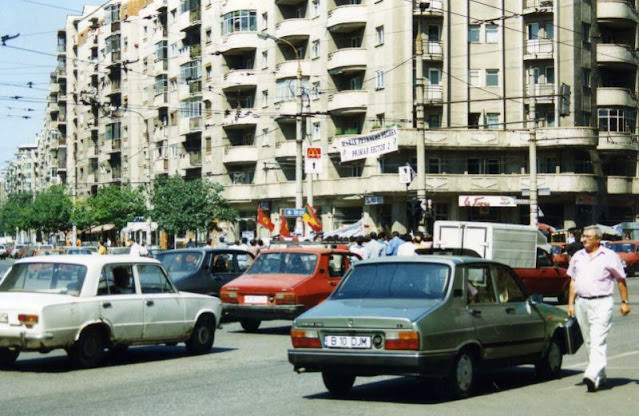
[244, 295, 268, 304]
[0, 313, 7, 324]
[324, 335, 372, 349]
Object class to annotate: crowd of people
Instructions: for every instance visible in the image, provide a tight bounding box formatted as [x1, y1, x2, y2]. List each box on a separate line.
[340, 231, 433, 261]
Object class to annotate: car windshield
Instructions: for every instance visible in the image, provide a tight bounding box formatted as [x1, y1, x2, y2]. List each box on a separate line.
[0, 263, 87, 296]
[609, 243, 635, 253]
[332, 262, 450, 300]
[156, 252, 203, 278]
[248, 252, 317, 275]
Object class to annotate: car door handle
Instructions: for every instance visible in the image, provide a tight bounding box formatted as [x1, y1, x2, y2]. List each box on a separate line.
[468, 308, 481, 317]
[102, 302, 112, 309]
[146, 300, 155, 307]
[505, 307, 516, 314]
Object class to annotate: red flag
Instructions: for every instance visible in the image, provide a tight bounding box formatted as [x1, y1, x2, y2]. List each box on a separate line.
[279, 217, 291, 238]
[302, 203, 322, 232]
[257, 207, 274, 232]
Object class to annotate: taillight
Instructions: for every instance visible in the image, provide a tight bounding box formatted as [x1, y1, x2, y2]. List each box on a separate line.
[384, 331, 419, 350]
[275, 292, 296, 305]
[18, 314, 39, 328]
[220, 290, 238, 303]
[291, 329, 322, 348]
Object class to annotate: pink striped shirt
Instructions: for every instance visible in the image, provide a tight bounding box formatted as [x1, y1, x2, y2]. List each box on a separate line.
[567, 246, 626, 297]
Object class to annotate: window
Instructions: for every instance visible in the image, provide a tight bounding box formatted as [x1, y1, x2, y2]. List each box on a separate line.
[276, 78, 309, 101]
[312, 40, 320, 58]
[98, 265, 135, 295]
[528, 23, 539, 40]
[262, 50, 268, 69]
[205, 136, 211, 154]
[313, 122, 321, 140]
[486, 113, 500, 129]
[375, 70, 384, 89]
[180, 60, 201, 83]
[545, 66, 554, 84]
[463, 265, 496, 304]
[582, 23, 591, 46]
[485, 69, 499, 87]
[154, 75, 167, 95]
[138, 265, 175, 294]
[376, 26, 384, 45]
[427, 113, 441, 128]
[154, 41, 167, 60]
[104, 4, 120, 24]
[582, 68, 591, 88]
[180, 0, 198, 13]
[428, 158, 441, 174]
[485, 24, 498, 43]
[469, 69, 481, 87]
[468, 25, 480, 43]
[469, 113, 481, 128]
[222, 10, 257, 35]
[180, 98, 202, 118]
[598, 108, 636, 133]
[312, 81, 320, 99]
[105, 122, 121, 140]
[491, 265, 525, 303]
[262, 128, 270, 146]
[261, 89, 268, 107]
[205, 28, 212, 43]
[205, 64, 212, 79]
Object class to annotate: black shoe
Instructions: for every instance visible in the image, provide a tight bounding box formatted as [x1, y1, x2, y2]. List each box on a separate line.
[583, 377, 596, 392]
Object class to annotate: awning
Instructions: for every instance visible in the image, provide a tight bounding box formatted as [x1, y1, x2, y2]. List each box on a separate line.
[84, 224, 115, 233]
[121, 221, 158, 233]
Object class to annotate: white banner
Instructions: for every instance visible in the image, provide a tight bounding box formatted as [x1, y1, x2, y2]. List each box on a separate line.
[458, 195, 517, 207]
[338, 127, 399, 162]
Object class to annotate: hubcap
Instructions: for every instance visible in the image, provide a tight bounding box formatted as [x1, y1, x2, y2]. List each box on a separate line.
[456, 354, 473, 391]
[197, 326, 209, 343]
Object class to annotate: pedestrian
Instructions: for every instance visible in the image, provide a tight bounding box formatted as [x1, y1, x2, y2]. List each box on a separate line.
[567, 225, 631, 392]
[350, 235, 368, 262]
[248, 239, 259, 256]
[97, 239, 107, 255]
[207, 239, 214, 248]
[364, 232, 385, 258]
[140, 242, 150, 257]
[186, 238, 195, 248]
[216, 236, 228, 249]
[127, 238, 142, 256]
[106, 238, 112, 247]
[397, 234, 417, 256]
[385, 231, 403, 256]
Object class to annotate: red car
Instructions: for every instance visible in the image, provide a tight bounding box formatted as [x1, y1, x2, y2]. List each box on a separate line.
[550, 243, 570, 268]
[514, 249, 571, 304]
[220, 247, 359, 331]
[608, 240, 639, 277]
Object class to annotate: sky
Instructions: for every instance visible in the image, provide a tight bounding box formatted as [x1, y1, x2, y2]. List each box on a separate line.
[0, 0, 94, 169]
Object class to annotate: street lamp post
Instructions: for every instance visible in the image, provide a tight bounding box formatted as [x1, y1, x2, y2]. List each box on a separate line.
[258, 32, 304, 211]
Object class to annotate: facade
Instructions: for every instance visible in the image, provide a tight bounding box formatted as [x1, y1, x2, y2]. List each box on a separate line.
[5, 144, 39, 194]
[14, 0, 639, 237]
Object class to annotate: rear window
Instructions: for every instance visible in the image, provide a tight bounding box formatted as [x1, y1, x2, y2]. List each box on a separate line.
[248, 252, 317, 275]
[0, 263, 87, 296]
[332, 263, 450, 300]
[156, 251, 203, 274]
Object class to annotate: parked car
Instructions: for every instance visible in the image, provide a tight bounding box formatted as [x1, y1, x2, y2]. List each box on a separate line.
[155, 248, 254, 296]
[65, 247, 97, 255]
[608, 240, 639, 277]
[287, 256, 581, 399]
[0, 255, 221, 368]
[550, 243, 570, 268]
[514, 248, 571, 304]
[221, 247, 359, 331]
[32, 248, 65, 256]
[108, 247, 130, 255]
[10, 244, 26, 259]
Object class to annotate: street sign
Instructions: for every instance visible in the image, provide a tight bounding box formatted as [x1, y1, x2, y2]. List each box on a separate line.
[458, 195, 517, 207]
[283, 208, 305, 217]
[365, 196, 384, 205]
[304, 146, 323, 174]
[398, 165, 415, 184]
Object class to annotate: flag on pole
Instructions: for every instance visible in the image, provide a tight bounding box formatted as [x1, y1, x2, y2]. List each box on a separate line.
[257, 207, 274, 232]
[302, 203, 322, 232]
[279, 217, 291, 238]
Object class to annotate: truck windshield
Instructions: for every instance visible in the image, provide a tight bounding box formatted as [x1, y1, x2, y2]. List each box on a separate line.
[248, 252, 317, 275]
[0, 263, 87, 296]
[332, 263, 450, 300]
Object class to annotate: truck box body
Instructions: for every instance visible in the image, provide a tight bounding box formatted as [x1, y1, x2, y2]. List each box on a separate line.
[433, 221, 538, 268]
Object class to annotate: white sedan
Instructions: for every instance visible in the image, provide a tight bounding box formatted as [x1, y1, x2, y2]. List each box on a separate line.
[0, 255, 221, 368]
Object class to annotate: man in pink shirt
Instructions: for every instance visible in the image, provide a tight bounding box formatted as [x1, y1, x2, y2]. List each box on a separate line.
[567, 225, 631, 392]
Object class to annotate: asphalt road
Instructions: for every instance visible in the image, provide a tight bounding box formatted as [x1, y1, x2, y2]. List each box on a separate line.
[0, 269, 638, 415]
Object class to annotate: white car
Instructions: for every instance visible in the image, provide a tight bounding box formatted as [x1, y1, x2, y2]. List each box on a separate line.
[0, 255, 221, 368]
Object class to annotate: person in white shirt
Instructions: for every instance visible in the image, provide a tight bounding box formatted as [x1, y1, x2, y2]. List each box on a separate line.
[364, 232, 385, 258]
[127, 238, 143, 256]
[350, 236, 368, 262]
[397, 234, 417, 256]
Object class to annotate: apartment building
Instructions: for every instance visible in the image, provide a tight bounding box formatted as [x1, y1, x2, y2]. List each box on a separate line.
[30, 0, 639, 236]
[5, 144, 39, 194]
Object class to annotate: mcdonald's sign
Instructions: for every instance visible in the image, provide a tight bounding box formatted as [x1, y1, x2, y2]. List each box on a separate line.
[306, 147, 321, 159]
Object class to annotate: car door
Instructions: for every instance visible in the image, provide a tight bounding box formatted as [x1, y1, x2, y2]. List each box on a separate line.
[490, 264, 546, 357]
[209, 253, 237, 295]
[137, 264, 187, 341]
[97, 264, 144, 342]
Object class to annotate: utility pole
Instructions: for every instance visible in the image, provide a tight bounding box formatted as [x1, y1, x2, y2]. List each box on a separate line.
[528, 70, 538, 226]
[415, 17, 426, 232]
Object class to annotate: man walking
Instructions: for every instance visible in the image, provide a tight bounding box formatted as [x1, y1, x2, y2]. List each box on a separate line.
[567, 225, 631, 392]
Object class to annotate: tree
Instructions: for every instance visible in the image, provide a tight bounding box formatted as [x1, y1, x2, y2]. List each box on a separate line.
[151, 175, 237, 235]
[70, 198, 95, 231]
[91, 185, 147, 229]
[0, 192, 34, 234]
[31, 185, 72, 233]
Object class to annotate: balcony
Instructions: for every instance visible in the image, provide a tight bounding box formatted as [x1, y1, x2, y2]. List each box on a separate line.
[107, 50, 122, 67]
[189, 44, 201, 59]
[223, 70, 257, 89]
[327, 48, 367, 74]
[597, 0, 638, 25]
[274, 100, 299, 118]
[153, 90, 168, 107]
[608, 176, 634, 194]
[597, 43, 638, 67]
[275, 60, 310, 79]
[422, 127, 597, 148]
[154, 158, 169, 173]
[524, 39, 553, 60]
[179, 152, 202, 169]
[219, 33, 258, 53]
[275, 140, 297, 158]
[182, 8, 201, 31]
[154, 58, 168, 73]
[597, 87, 636, 107]
[275, 19, 311, 42]
[189, 117, 203, 133]
[106, 80, 121, 96]
[327, 90, 368, 113]
[422, 41, 443, 60]
[413, 0, 443, 16]
[526, 82, 555, 103]
[108, 139, 122, 153]
[598, 132, 639, 151]
[222, 110, 258, 127]
[188, 80, 203, 97]
[523, 0, 554, 14]
[223, 145, 258, 164]
[424, 85, 443, 104]
[110, 21, 121, 33]
[327, 5, 367, 33]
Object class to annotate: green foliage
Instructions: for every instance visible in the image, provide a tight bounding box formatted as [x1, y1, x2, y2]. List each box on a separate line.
[151, 175, 237, 235]
[70, 198, 95, 230]
[90, 185, 148, 229]
[31, 185, 72, 233]
[0, 192, 34, 234]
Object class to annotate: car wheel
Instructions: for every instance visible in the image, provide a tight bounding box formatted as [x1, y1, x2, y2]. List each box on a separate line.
[70, 327, 105, 369]
[240, 318, 261, 332]
[557, 288, 569, 305]
[321, 371, 355, 397]
[448, 350, 477, 399]
[109, 345, 129, 357]
[186, 315, 215, 355]
[0, 348, 19, 366]
[535, 338, 563, 379]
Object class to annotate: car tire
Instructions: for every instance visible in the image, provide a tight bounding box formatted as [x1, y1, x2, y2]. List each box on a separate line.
[185, 315, 215, 355]
[70, 327, 105, 369]
[240, 318, 261, 332]
[535, 338, 563, 380]
[0, 348, 19, 367]
[557, 288, 569, 305]
[109, 345, 129, 357]
[321, 371, 355, 397]
[447, 350, 477, 399]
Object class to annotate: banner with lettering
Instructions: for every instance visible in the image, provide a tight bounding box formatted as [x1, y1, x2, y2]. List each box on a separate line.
[338, 127, 398, 162]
